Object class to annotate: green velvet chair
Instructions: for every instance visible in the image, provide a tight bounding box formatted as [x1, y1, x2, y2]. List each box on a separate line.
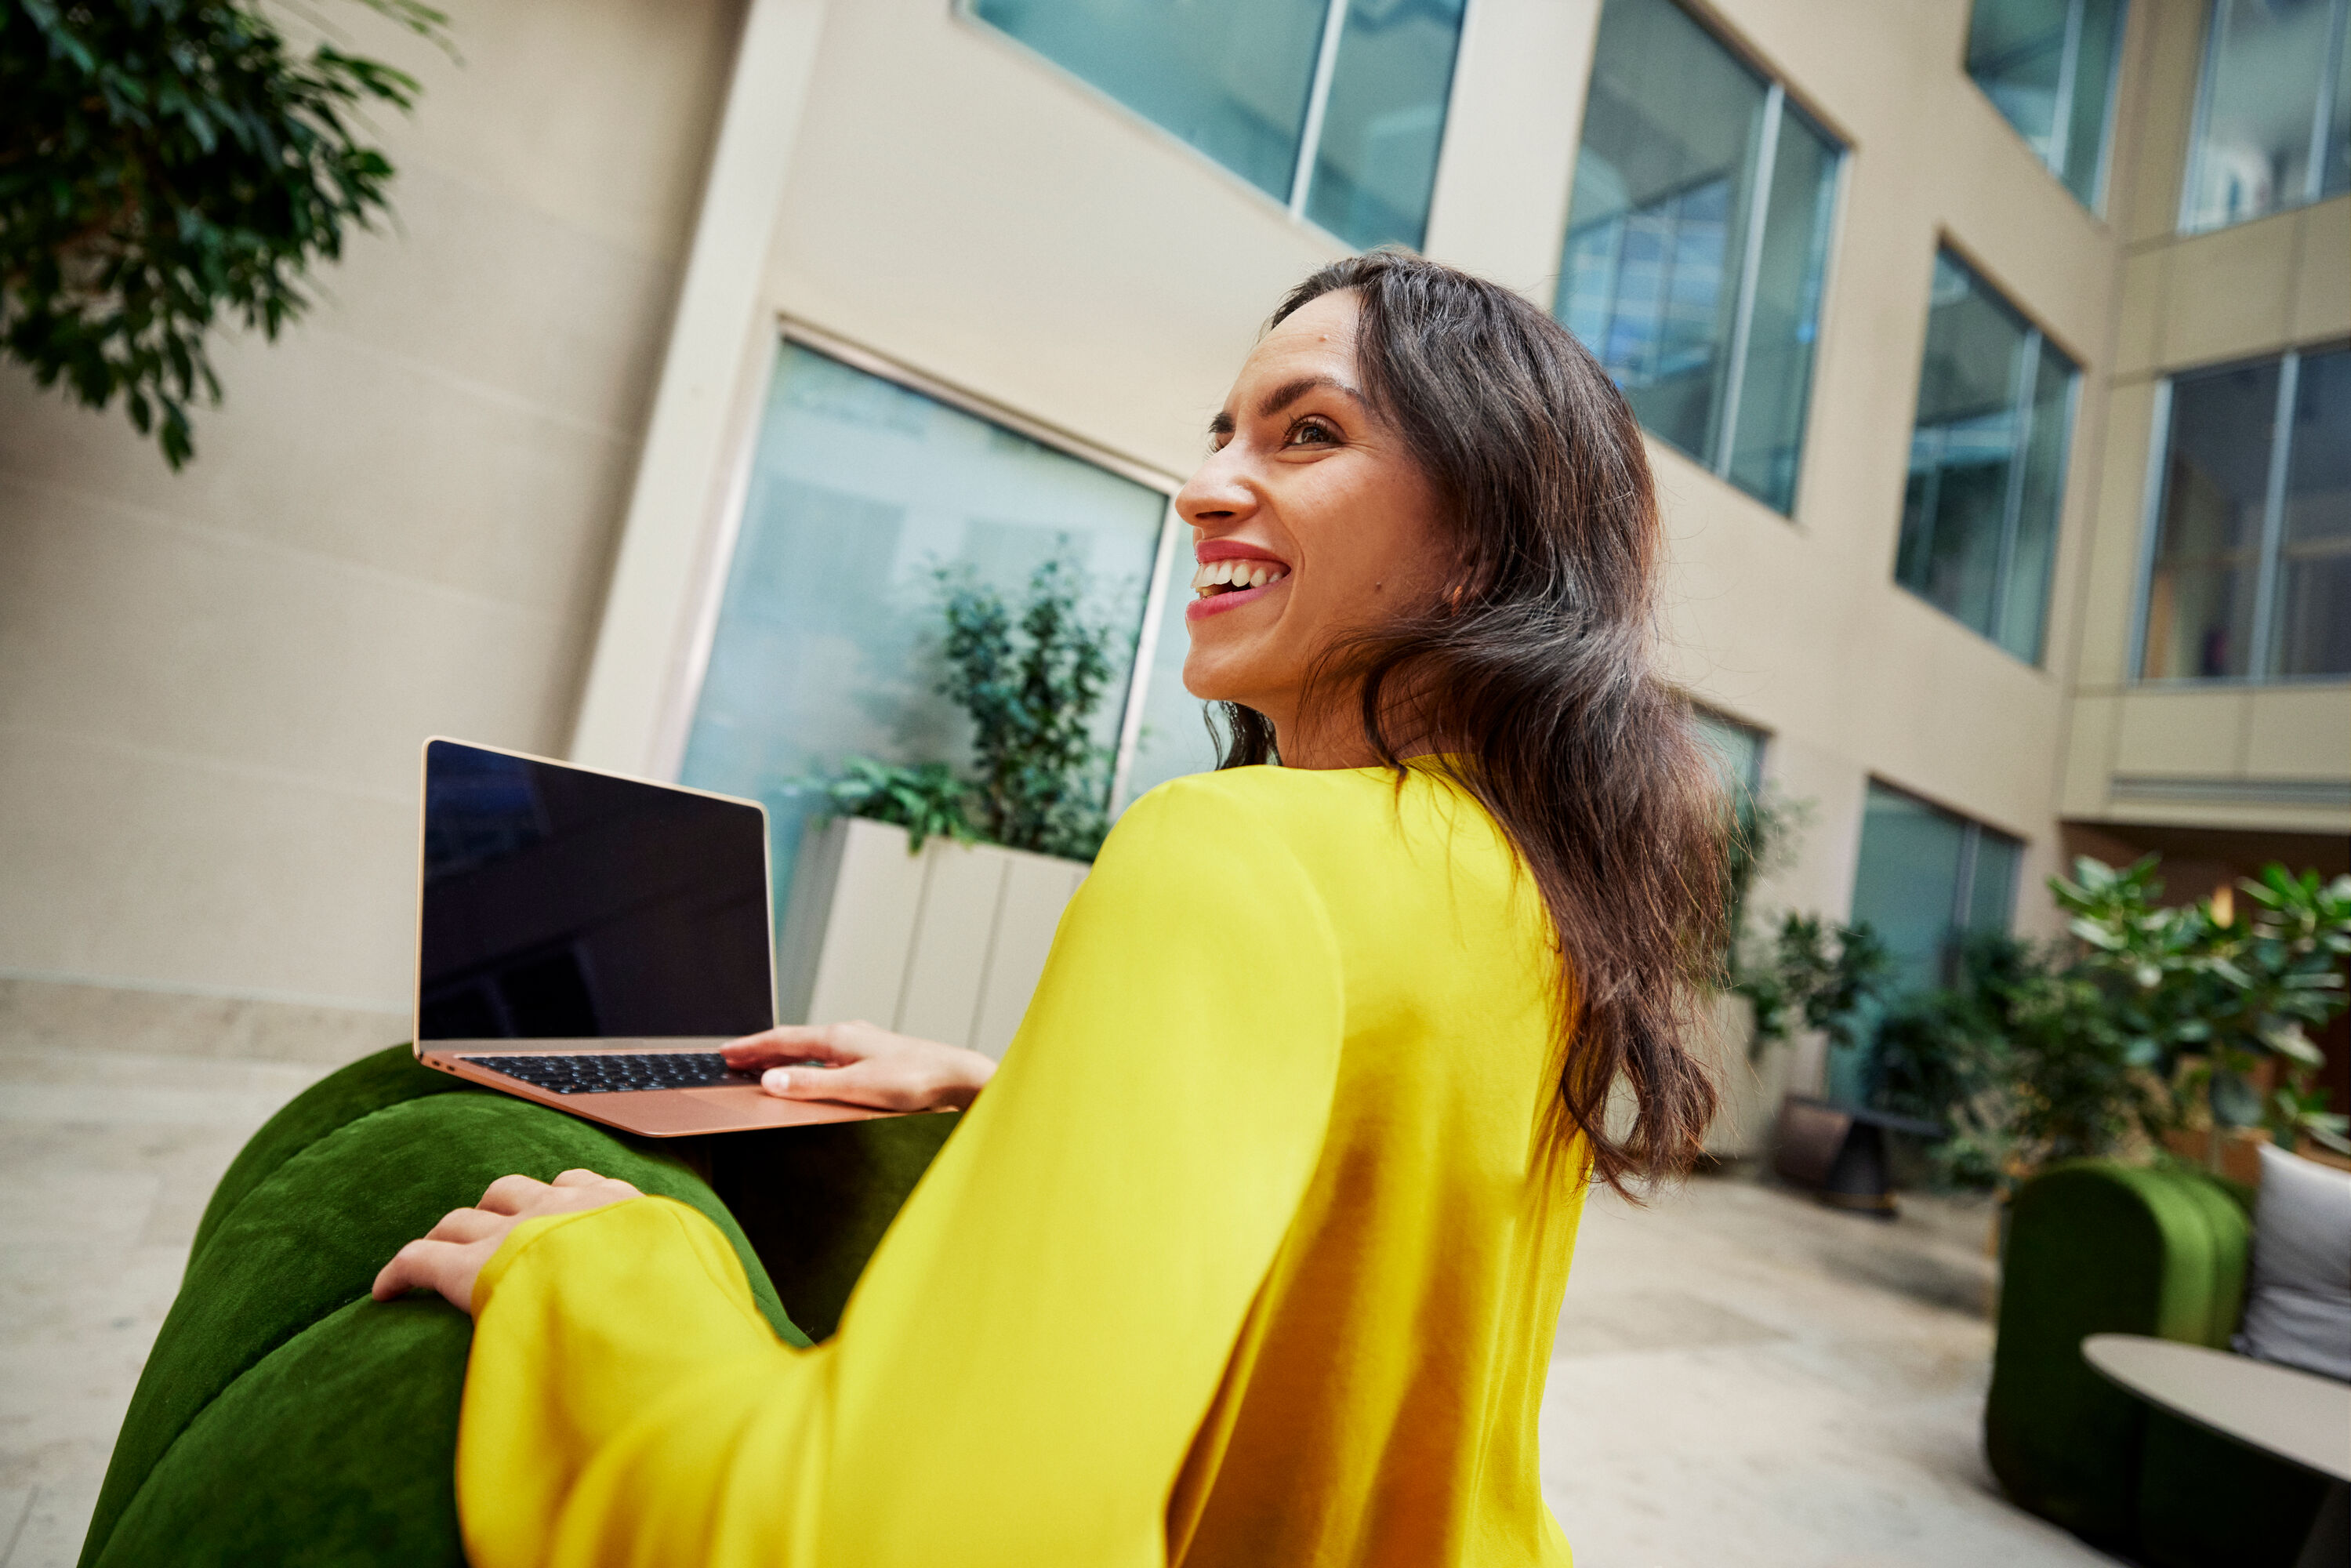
[78, 1044, 956, 1568]
[1985, 1159, 2330, 1566]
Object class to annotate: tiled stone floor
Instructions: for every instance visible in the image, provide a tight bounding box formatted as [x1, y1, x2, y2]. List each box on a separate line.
[1, 976, 2121, 1566]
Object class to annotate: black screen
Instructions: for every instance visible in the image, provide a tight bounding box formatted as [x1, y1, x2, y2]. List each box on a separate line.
[416, 740, 775, 1040]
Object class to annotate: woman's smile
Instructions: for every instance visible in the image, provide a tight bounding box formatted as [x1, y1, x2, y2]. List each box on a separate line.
[1186, 539, 1293, 622]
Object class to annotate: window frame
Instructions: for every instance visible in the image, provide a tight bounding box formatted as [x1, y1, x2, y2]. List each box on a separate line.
[1892, 244, 2082, 665]
[1552, 0, 1852, 517]
[1961, 0, 2130, 213]
[2178, 0, 2351, 235]
[2128, 340, 2351, 686]
[955, 0, 1471, 252]
[668, 317, 1188, 811]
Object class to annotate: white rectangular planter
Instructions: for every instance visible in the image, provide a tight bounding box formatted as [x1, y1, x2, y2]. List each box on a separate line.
[776, 816, 1090, 1059]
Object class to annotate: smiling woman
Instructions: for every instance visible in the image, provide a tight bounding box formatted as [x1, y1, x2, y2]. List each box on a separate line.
[365, 253, 1729, 1567]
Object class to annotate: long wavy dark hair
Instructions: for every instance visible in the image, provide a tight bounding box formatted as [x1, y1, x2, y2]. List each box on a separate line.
[1217, 250, 1727, 1192]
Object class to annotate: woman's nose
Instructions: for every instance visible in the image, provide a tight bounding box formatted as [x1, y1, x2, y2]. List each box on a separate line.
[1176, 451, 1255, 529]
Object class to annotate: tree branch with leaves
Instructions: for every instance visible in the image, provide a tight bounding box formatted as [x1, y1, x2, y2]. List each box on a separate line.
[2, 0, 451, 466]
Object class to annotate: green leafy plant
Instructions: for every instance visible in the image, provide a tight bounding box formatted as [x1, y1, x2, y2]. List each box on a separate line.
[811, 757, 975, 852]
[2056, 856, 2351, 1161]
[1734, 913, 1893, 1064]
[934, 553, 1120, 862]
[812, 550, 1123, 862]
[1871, 934, 2161, 1192]
[2, 0, 451, 467]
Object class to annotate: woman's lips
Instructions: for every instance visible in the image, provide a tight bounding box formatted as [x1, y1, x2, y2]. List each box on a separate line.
[1185, 575, 1286, 621]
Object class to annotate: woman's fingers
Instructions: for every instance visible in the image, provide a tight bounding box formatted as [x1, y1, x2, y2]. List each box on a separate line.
[722, 1022, 880, 1069]
[476, 1172, 550, 1214]
[761, 1059, 923, 1112]
[425, 1206, 507, 1243]
[372, 1235, 488, 1309]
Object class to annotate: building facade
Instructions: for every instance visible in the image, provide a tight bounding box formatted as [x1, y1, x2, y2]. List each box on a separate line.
[2, 0, 2345, 1104]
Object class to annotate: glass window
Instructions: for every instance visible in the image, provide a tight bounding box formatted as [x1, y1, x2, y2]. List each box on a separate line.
[1896, 250, 2079, 663]
[2139, 345, 2351, 681]
[2181, 0, 2351, 232]
[1118, 543, 1225, 805]
[1849, 782, 2022, 997]
[1694, 708, 1765, 793]
[679, 341, 1172, 914]
[1556, 0, 1843, 514]
[971, 0, 1465, 251]
[1965, 0, 2128, 209]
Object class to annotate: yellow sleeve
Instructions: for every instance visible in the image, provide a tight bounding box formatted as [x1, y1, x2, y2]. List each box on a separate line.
[455, 776, 1348, 1568]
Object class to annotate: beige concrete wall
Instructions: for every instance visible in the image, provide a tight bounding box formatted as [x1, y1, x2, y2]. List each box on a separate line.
[0, 0, 746, 1010]
[2055, 0, 2351, 844]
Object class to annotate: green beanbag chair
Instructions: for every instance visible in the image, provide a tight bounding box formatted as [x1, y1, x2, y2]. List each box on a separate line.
[79, 1044, 956, 1567]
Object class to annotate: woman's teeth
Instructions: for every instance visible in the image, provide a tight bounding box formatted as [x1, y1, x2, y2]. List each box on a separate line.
[1191, 560, 1290, 597]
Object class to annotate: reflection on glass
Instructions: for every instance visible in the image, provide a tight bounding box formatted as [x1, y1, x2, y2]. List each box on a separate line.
[1851, 786, 1969, 997]
[2141, 360, 2281, 680]
[1693, 709, 1765, 793]
[1307, 0, 1466, 251]
[680, 343, 1167, 915]
[973, 0, 1464, 252]
[1557, 0, 1841, 513]
[1850, 782, 2021, 998]
[973, 0, 1326, 201]
[2277, 347, 2351, 676]
[1896, 252, 2077, 662]
[1724, 101, 1840, 510]
[2182, 0, 2348, 231]
[1965, 0, 2126, 208]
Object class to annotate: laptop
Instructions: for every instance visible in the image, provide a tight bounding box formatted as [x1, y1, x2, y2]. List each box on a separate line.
[412, 737, 891, 1138]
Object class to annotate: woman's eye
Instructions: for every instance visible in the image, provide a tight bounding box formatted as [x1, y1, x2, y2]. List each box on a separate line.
[1286, 419, 1337, 447]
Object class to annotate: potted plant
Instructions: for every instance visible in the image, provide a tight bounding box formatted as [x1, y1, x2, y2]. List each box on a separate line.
[778, 554, 1127, 1058]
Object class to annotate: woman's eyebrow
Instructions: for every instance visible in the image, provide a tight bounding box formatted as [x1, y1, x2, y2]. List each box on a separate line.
[1208, 374, 1366, 438]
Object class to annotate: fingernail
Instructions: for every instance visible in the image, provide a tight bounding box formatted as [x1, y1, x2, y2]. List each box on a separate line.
[763, 1068, 789, 1094]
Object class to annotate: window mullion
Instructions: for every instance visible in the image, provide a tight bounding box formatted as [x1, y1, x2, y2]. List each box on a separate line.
[2048, 0, 2086, 177]
[1990, 330, 2041, 637]
[1108, 499, 1185, 814]
[2248, 350, 2300, 678]
[2179, 0, 2231, 230]
[1715, 82, 1784, 477]
[2308, 0, 2351, 206]
[1289, 0, 1350, 217]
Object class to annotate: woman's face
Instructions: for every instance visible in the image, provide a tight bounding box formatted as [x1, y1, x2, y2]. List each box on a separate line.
[1175, 290, 1449, 758]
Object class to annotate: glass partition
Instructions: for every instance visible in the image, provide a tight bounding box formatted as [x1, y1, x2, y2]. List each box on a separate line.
[1849, 782, 2022, 996]
[1557, 0, 1843, 514]
[680, 340, 1171, 913]
[971, 0, 1464, 251]
[2139, 345, 2349, 681]
[2181, 0, 2349, 231]
[1965, 0, 2127, 208]
[1896, 250, 2078, 663]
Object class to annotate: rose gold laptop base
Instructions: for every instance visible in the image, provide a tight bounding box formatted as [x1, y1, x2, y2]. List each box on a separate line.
[418, 1042, 893, 1138]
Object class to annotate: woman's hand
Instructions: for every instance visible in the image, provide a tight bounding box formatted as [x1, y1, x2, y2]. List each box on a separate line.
[372, 1169, 644, 1316]
[721, 1021, 995, 1112]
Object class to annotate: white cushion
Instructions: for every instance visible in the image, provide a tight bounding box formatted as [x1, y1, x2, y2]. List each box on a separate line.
[2233, 1143, 2351, 1383]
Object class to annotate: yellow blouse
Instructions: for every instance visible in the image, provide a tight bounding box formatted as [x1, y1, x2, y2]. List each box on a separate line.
[457, 763, 1590, 1567]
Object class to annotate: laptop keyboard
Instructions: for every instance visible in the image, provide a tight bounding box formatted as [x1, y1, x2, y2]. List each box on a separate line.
[459, 1051, 759, 1095]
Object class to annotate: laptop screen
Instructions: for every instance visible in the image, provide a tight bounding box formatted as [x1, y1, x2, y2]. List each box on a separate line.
[416, 739, 775, 1040]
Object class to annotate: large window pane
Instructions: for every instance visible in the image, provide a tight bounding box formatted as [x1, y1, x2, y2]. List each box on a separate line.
[2182, 0, 2345, 231]
[2276, 347, 2351, 676]
[1851, 783, 2022, 996]
[1557, 0, 1844, 514]
[1694, 709, 1766, 792]
[972, 0, 1464, 252]
[973, 0, 1326, 202]
[1851, 786, 1969, 996]
[1965, 0, 2127, 208]
[2140, 360, 2281, 679]
[1999, 339, 2077, 661]
[680, 342, 1168, 915]
[1723, 103, 1839, 510]
[1897, 252, 2077, 660]
[1304, 0, 1466, 251]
